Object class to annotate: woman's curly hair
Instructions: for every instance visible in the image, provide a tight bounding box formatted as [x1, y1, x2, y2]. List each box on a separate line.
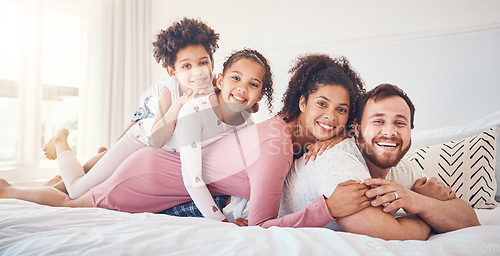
[222, 48, 274, 113]
[278, 54, 365, 129]
[153, 18, 219, 69]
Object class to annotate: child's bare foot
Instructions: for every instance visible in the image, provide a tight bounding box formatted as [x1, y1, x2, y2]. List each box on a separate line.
[43, 175, 62, 187]
[97, 147, 107, 154]
[43, 128, 70, 160]
[0, 178, 12, 198]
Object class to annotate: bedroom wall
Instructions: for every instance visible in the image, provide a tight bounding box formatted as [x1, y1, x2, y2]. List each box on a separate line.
[149, 0, 500, 132]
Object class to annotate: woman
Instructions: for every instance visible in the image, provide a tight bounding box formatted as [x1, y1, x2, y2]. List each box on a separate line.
[1, 54, 365, 229]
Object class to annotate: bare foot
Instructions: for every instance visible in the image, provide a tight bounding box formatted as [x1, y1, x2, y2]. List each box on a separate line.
[0, 178, 12, 198]
[97, 147, 107, 154]
[43, 128, 69, 160]
[43, 175, 62, 187]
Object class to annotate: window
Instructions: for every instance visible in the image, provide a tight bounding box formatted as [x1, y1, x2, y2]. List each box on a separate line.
[0, 0, 83, 178]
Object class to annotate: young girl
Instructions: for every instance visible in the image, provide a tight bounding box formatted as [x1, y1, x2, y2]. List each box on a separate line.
[42, 17, 219, 199]
[159, 48, 273, 220]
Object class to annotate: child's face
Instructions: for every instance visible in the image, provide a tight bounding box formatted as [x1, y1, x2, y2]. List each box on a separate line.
[216, 58, 264, 113]
[167, 44, 213, 91]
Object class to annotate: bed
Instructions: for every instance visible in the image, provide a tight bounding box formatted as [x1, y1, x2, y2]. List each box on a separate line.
[1, 112, 500, 255]
[0, 199, 499, 255]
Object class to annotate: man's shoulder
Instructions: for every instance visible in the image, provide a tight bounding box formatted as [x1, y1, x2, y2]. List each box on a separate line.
[389, 157, 425, 189]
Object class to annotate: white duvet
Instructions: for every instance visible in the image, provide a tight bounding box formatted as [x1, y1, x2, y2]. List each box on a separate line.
[1, 199, 499, 256]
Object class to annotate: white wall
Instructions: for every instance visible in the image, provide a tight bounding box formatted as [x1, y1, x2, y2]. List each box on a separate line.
[149, 0, 500, 131]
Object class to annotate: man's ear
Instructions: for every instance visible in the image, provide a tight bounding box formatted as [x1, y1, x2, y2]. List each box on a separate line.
[353, 118, 360, 137]
[299, 96, 306, 112]
[166, 66, 176, 77]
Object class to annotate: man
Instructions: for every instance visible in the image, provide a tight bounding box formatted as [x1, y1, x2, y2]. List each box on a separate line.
[280, 83, 479, 240]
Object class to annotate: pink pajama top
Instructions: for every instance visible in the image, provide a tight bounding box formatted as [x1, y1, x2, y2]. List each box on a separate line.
[91, 116, 334, 228]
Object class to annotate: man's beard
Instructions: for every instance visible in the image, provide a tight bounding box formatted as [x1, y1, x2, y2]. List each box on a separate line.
[356, 131, 411, 169]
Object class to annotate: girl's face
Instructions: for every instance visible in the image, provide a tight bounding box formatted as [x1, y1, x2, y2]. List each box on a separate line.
[298, 84, 350, 141]
[167, 44, 214, 91]
[216, 58, 264, 113]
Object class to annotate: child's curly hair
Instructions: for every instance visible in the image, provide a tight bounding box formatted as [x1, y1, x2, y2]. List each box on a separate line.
[222, 48, 274, 113]
[153, 18, 219, 69]
[278, 54, 365, 129]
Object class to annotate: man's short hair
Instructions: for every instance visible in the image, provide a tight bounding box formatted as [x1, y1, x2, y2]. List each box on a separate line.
[355, 83, 415, 129]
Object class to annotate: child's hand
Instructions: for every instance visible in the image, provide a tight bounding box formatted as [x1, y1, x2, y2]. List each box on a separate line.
[304, 134, 344, 164]
[231, 218, 248, 227]
[177, 90, 195, 106]
[192, 86, 216, 98]
[325, 180, 371, 218]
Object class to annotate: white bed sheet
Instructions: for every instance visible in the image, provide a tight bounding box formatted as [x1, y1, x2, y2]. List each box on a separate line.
[1, 199, 499, 256]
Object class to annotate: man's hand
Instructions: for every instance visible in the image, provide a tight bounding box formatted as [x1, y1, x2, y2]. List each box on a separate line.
[304, 134, 344, 163]
[412, 177, 456, 201]
[325, 180, 371, 218]
[364, 178, 425, 214]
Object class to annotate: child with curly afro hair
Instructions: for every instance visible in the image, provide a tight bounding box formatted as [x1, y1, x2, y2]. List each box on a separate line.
[40, 17, 222, 200]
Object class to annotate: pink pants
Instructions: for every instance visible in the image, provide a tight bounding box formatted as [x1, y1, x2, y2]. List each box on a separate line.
[58, 124, 146, 199]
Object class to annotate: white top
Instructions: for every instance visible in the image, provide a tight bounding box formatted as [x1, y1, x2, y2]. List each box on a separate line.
[176, 94, 254, 221]
[135, 76, 211, 144]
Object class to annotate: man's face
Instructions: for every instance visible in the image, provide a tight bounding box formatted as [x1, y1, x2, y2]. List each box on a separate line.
[355, 96, 412, 169]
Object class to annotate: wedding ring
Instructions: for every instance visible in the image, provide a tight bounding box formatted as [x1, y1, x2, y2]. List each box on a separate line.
[392, 192, 399, 200]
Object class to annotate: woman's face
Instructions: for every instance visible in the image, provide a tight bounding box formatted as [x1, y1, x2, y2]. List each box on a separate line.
[298, 84, 350, 141]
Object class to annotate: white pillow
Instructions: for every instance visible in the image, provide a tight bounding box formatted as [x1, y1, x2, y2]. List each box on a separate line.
[407, 127, 498, 209]
[410, 110, 500, 203]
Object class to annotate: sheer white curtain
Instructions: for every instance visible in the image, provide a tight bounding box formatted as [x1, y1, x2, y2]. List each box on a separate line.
[78, 0, 151, 160]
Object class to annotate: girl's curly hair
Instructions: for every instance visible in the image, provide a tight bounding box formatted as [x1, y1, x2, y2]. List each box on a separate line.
[153, 18, 219, 69]
[222, 48, 274, 113]
[278, 54, 365, 129]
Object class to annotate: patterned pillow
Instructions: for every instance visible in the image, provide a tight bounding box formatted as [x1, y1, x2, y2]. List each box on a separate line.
[406, 126, 498, 209]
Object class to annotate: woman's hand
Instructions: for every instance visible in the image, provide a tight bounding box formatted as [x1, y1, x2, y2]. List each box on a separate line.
[325, 180, 371, 218]
[412, 177, 456, 201]
[304, 134, 344, 164]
